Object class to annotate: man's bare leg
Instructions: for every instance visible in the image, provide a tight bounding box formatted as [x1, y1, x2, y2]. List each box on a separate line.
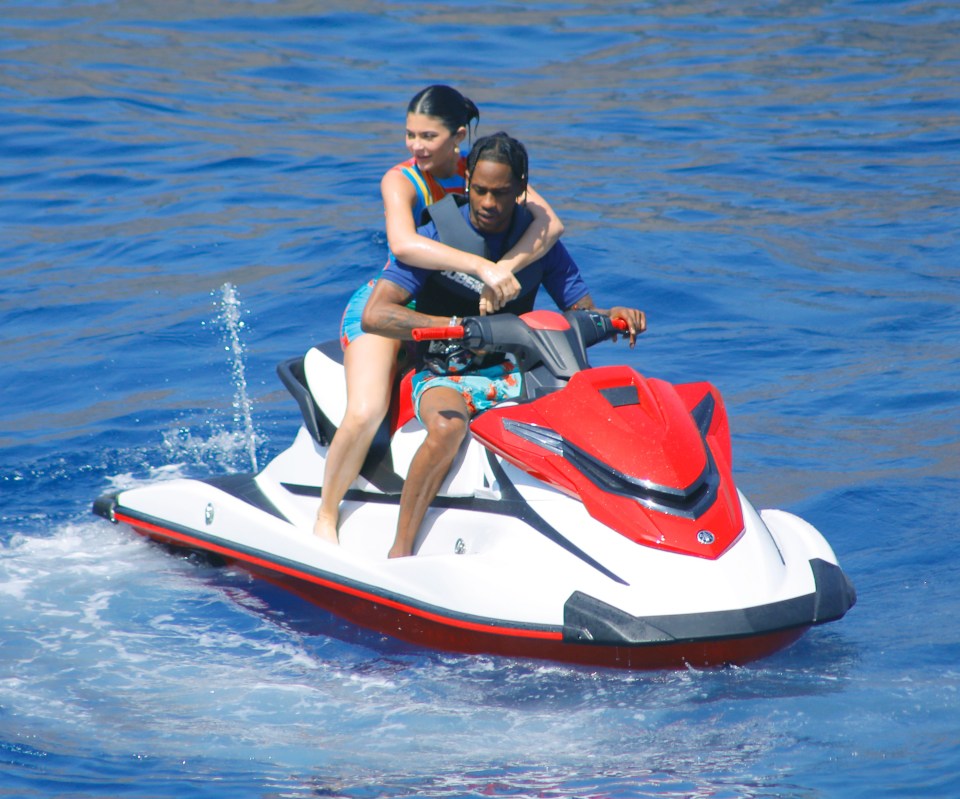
[388, 387, 469, 558]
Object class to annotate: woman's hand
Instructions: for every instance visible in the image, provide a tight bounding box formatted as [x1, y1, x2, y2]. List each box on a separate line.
[478, 287, 495, 315]
[476, 261, 520, 312]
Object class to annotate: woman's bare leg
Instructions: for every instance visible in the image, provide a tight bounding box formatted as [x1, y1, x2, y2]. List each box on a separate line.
[314, 333, 400, 542]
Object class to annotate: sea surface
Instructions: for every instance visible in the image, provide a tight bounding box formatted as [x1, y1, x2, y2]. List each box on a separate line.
[2, 1, 958, 797]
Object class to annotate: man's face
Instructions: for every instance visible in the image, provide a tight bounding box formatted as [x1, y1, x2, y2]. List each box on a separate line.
[467, 159, 521, 234]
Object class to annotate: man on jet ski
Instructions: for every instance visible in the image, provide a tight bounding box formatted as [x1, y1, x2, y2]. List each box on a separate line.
[362, 132, 646, 558]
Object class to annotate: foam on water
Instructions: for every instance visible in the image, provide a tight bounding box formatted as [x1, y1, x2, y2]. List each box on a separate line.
[0, 518, 836, 789]
[0, 515, 888, 799]
[158, 426, 257, 476]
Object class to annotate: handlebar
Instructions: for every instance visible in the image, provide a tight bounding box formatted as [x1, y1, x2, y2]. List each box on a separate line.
[411, 314, 628, 343]
[411, 325, 466, 342]
[408, 310, 637, 384]
[410, 310, 634, 359]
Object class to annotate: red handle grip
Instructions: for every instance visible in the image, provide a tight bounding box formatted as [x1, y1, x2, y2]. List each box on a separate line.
[611, 317, 629, 332]
[411, 325, 466, 341]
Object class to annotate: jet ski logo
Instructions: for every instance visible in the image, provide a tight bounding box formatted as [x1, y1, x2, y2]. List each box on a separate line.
[697, 530, 716, 545]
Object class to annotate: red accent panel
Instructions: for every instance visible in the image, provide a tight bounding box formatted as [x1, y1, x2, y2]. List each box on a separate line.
[520, 310, 571, 331]
[471, 366, 744, 559]
[391, 370, 417, 434]
[675, 381, 734, 468]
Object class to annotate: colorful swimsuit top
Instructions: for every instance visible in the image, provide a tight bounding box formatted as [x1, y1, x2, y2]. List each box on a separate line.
[376, 155, 468, 275]
[392, 155, 468, 229]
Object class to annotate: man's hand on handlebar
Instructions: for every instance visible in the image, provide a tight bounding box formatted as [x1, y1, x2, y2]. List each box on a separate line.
[607, 307, 646, 348]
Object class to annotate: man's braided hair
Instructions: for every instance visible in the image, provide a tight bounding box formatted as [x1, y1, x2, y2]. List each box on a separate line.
[466, 132, 529, 193]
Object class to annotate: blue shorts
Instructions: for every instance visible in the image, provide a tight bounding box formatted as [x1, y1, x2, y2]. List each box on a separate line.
[339, 278, 376, 350]
[410, 358, 522, 420]
[339, 276, 416, 350]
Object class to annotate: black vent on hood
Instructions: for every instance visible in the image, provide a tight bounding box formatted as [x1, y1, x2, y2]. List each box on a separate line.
[562, 438, 720, 519]
[600, 385, 640, 407]
[503, 417, 720, 520]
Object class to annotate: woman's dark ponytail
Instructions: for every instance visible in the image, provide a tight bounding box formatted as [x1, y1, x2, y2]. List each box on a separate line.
[407, 85, 480, 142]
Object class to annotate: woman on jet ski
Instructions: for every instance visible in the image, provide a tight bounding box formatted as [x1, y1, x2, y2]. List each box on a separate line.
[314, 85, 565, 542]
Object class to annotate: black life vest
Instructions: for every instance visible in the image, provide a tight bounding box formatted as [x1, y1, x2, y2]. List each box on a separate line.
[413, 195, 534, 320]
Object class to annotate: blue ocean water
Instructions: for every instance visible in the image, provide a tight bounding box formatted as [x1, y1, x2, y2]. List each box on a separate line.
[1, 1, 958, 796]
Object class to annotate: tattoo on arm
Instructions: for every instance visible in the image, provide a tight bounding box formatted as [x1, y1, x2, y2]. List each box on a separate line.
[363, 279, 447, 338]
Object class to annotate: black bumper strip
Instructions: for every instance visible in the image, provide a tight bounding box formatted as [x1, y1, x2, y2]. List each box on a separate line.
[562, 557, 856, 645]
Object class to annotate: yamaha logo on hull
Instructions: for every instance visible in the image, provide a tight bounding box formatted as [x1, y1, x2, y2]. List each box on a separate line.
[697, 530, 715, 545]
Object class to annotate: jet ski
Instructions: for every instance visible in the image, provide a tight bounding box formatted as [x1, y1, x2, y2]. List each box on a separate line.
[93, 309, 855, 670]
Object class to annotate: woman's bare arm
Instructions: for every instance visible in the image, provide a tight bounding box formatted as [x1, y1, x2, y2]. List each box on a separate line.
[381, 170, 519, 308]
[496, 184, 565, 274]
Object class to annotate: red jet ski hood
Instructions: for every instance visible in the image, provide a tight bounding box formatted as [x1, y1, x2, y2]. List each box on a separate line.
[471, 365, 744, 559]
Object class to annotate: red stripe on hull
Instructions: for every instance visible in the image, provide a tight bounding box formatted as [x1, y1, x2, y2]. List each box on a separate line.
[119, 513, 806, 670]
[253, 565, 807, 669]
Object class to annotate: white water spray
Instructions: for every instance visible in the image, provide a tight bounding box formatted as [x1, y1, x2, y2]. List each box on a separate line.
[218, 282, 258, 473]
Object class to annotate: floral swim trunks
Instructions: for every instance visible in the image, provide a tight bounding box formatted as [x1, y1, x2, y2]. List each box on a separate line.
[410, 358, 522, 420]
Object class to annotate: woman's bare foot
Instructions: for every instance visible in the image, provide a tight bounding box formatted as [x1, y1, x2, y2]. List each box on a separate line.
[387, 542, 412, 558]
[313, 508, 340, 544]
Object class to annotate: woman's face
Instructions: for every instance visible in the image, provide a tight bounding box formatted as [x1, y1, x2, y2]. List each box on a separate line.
[405, 113, 464, 176]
